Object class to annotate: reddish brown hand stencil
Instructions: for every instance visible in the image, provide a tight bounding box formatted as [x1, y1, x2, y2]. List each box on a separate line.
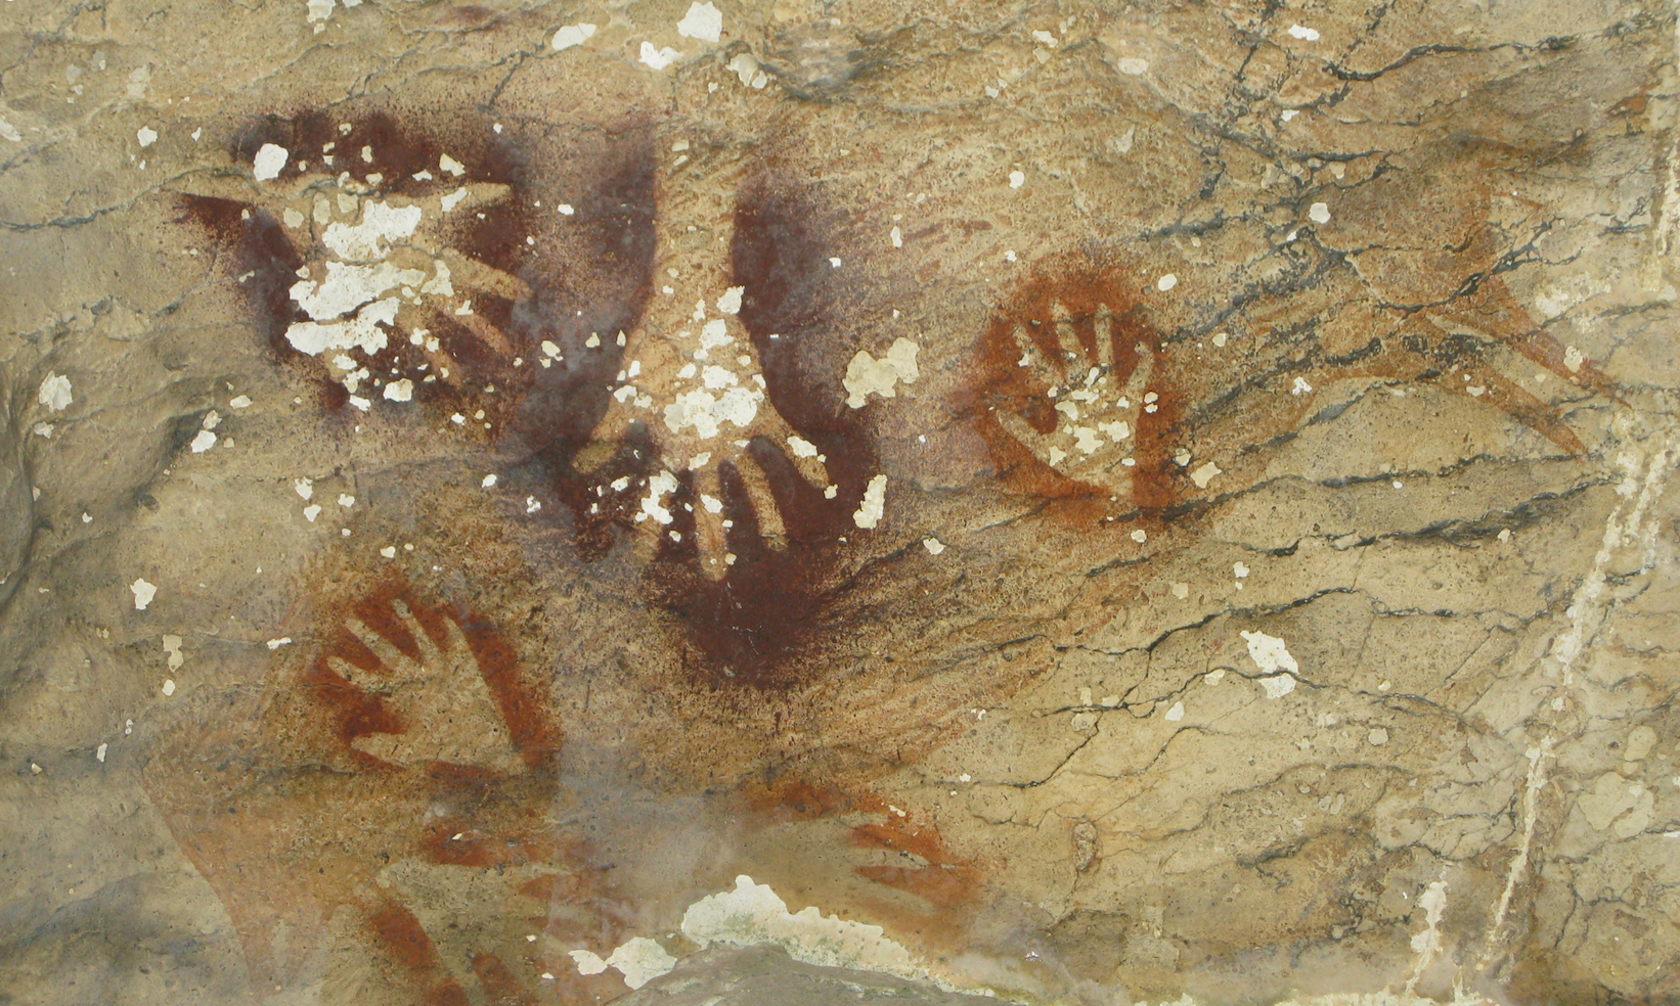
[180, 107, 878, 688]
[971, 141, 1620, 528]
[144, 583, 567, 1005]
[179, 107, 653, 454]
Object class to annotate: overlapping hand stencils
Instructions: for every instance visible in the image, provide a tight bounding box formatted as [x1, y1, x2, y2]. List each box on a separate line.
[183, 102, 879, 682]
[144, 585, 565, 1005]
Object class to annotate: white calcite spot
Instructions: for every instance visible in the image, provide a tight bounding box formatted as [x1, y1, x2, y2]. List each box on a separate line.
[681, 876, 924, 981]
[787, 435, 818, 458]
[1117, 57, 1149, 75]
[642, 470, 679, 524]
[1190, 461, 1222, 488]
[552, 22, 597, 50]
[698, 319, 731, 352]
[252, 143, 288, 181]
[189, 430, 217, 453]
[843, 338, 920, 408]
[715, 285, 744, 315]
[285, 297, 399, 358]
[137, 126, 157, 147]
[569, 938, 676, 991]
[701, 365, 738, 389]
[1288, 23, 1320, 40]
[321, 201, 423, 261]
[293, 477, 313, 500]
[1130, 528, 1147, 543]
[1164, 700, 1184, 722]
[923, 536, 946, 555]
[1564, 344, 1585, 372]
[1290, 376, 1313, 396]
[439, 153, 466, 177]
[1309, 201, 1331, 224]
[1242, 629, 1299, 697]
[726, 52, 765, 87]
[1156, 273, 1178, 292]
[640, 42, 681, 69]
[1241, 629, 1299, 674]
[37, 372, 72, 412]
[130, 578, 156, 610]
[383, 378, 413, 402]
[853, 474, 887, 529]
[481, 474, 497, 488]
[676, 1, 723, 43]
[664, 385, 764, 441]
[290, 261, 421, 321]
[1009, 169, 1025, 189]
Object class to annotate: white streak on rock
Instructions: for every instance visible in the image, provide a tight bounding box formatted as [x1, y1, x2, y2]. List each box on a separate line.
[853, 475, 887, 529]
[552, 22, 597, 50]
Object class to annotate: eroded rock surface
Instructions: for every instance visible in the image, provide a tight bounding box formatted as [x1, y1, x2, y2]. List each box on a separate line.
[2, 1, 1678, 1005]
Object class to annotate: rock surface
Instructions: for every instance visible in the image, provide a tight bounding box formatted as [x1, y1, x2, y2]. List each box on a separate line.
[617, 945, 994, 1006]
[1, 1, 1677, 1005]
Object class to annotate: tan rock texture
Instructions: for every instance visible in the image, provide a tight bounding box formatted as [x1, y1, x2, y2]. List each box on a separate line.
[2, 1, 1678, 1004]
